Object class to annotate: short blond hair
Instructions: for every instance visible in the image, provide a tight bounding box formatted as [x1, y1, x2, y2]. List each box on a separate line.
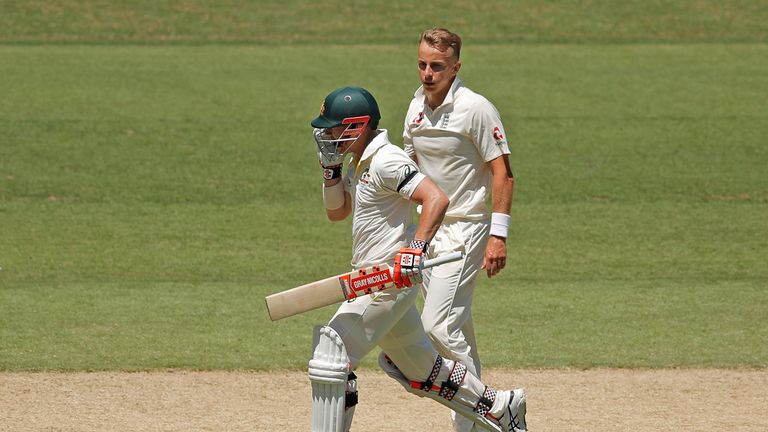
[420, 28, 462, 60]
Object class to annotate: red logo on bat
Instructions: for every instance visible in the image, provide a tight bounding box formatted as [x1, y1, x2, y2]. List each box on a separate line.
[350, 269, 393, 295]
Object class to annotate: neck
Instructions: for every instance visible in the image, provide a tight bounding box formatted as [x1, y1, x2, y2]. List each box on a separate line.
[347, 143, 363, 160]
[426, 96, 441, 111]
[426, 79, 455, 110]
[348, 131, 374, 159]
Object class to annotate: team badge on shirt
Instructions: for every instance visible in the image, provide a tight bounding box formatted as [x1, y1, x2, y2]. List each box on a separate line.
[439, 113, 450, 129]
[359, 168, 371, 185]
[493, 126, 504, 141]
[411, 112, 424, 125]
[493, 126, 506, 145]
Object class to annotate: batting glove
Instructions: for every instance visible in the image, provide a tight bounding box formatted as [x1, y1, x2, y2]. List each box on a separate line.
[393, 240, 428, 288]
[314, 128, 345, 177]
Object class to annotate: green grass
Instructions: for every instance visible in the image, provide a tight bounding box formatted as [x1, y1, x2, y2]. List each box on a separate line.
[2, 0, 768, 44]
[1, 3, 767, 371]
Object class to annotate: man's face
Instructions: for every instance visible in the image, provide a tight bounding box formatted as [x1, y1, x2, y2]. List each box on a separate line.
[328, 124, 365, 156]
[418, 41, 461, 106]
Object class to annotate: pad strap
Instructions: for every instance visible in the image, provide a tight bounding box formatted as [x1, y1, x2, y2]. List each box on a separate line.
[408, 355, 443, 392]
[438, 362, 467, 401]
[345, 372, 358, 408]
[474, 386, 497, 417]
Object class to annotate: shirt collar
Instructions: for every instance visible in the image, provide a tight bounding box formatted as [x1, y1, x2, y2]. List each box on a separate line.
[356, 129, 389, 166]
[414, 76, 463, 111]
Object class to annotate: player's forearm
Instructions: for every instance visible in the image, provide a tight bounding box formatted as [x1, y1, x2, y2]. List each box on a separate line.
[413, 192, 448, 243]
[488, 156, 514, 242]
[323, 178, 352, 221]
[325, 199, 351, 221]
[489, 155, 514, 215]
[491, 174, 514, 215]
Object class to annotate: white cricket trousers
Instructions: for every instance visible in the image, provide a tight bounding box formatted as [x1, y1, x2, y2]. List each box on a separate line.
[422, 218, 489, 375]
[327, 283, 441, 382]
[422, 219, 489, 431]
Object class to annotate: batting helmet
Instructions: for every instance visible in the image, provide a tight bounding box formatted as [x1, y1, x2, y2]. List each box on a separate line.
[311, 86, 381, 130]
[311, 86, 381, 165]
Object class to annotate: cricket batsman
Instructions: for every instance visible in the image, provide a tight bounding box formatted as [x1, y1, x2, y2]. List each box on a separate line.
[306, 86, 527, 431]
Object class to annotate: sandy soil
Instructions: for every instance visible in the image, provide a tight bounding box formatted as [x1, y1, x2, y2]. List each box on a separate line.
[1, 369, 766, 431]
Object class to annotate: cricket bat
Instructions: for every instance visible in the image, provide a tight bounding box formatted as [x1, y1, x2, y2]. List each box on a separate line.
[265, 251, 464, 321]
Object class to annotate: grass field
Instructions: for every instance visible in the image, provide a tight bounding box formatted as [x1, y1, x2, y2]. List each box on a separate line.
[1, 1, 767, 372]
[2, 0, 767, 44]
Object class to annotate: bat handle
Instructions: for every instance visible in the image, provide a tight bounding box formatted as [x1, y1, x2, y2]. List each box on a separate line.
[422, 251, 464, 269]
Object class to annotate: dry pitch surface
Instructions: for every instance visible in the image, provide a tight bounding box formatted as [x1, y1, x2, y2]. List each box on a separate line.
[2, 369, 766, 431]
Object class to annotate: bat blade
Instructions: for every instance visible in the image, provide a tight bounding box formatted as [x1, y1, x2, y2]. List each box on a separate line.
[264, 263, 395, 321]
[265, 274, 347, 321]
[265, 252, 463, 321]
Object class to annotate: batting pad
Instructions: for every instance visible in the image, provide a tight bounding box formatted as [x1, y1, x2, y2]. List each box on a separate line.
[377, 352, 503, 432]
[308, 325, 350, 432]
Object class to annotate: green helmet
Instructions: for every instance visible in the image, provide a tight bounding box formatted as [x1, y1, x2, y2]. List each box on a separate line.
[311, 86, 381, 130]
[311, 86, 381, 164]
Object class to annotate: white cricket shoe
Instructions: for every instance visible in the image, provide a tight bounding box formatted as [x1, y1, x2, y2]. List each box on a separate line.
[494, 388, 527, 432]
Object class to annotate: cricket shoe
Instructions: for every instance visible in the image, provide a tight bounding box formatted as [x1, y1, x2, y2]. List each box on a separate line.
[493, 388, 527, 432]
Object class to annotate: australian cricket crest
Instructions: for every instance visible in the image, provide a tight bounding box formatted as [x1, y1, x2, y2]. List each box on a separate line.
[358, 167, 371, 186]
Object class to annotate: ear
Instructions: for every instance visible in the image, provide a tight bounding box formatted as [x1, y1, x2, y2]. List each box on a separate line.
[453, 60, 462, 75]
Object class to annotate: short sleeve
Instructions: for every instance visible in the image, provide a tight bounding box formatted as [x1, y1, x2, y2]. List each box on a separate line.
[374, 147, 425, 199]
[471, 99, 510, 162]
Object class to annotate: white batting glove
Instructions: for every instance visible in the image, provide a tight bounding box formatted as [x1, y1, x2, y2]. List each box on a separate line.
[314, 128, 345, 168]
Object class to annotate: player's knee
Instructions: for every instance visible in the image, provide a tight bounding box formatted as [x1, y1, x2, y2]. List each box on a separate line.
[422, 320, 451, 353]
[421, 311, 440, 336]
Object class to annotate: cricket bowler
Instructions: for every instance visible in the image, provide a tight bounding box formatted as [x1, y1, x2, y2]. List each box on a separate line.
[404, 28, 516, 431]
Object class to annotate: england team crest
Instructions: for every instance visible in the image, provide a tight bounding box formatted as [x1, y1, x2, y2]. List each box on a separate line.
[493, 126, 504, 141]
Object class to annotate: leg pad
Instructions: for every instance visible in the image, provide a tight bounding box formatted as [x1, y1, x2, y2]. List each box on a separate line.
[377, 352, 502, 432]
[309, 326, 350, 432]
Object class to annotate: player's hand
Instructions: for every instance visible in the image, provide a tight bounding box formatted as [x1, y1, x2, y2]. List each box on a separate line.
[482, 235, 507, 278]
[314, 128, 344, 168]
[393, 247, 424, 288]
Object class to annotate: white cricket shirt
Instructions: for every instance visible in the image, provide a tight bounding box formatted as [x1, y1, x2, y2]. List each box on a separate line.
[342, 129, 426, 269]
[403, 77, 510, 221]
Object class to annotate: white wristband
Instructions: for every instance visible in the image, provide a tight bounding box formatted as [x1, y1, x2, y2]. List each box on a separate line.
[322, 181, 345, 210]
[490, 212, 510, 238]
